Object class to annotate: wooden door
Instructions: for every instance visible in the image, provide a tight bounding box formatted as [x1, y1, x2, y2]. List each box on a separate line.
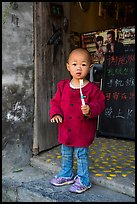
[33, 2, 70, 155]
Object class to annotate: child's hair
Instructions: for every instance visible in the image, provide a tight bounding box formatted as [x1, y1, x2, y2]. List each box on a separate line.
[67, 47, 92, 65]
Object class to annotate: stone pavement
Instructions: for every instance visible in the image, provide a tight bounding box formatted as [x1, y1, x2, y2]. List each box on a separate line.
[2, 137, 135, 202]
[2, 165, 135, 202]
[31, 137, 135, 198]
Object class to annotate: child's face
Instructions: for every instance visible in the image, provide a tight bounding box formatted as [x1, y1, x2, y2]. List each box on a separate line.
[66, 50, 91, 80]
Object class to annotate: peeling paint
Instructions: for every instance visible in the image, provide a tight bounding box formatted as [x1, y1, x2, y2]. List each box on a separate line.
[6, 101, 27, 123]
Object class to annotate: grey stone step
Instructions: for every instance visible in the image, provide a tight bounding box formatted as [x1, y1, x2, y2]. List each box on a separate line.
[30, 156, 135, 198]
[2, 165, 135, 202]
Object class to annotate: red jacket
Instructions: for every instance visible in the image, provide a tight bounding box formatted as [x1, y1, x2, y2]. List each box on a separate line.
[49, 79, 105, 147]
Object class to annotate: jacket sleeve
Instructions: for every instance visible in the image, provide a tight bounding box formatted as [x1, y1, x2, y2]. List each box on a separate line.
[49, 81, 65, 119]
[88, 85, 106, 119]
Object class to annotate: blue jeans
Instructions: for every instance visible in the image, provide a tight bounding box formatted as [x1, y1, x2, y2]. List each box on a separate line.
[56, 144, 91, 187]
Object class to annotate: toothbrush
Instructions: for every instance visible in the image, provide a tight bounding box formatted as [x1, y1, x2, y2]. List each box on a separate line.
[79, 79, 85, 106]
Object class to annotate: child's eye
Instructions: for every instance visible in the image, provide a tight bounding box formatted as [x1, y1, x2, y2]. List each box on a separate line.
[82, 64, 86, 66]
[72, 63, 77, 66]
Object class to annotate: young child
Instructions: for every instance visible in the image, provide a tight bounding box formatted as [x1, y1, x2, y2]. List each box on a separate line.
[49, 48, 105, 193]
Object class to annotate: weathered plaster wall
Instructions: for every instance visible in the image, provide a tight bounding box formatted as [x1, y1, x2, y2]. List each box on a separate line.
[2, 2, 34, 174]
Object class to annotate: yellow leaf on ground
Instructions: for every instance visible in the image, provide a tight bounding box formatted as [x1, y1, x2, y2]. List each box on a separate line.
[109, 174, 116, 177]
[95, 174, 103, 177]
[47, 159, 51, 163]
[106, 177, 113, 180]
[57, 156, 62, 159]
[103, 170, 111, 172]
[122, 174, 127, 177]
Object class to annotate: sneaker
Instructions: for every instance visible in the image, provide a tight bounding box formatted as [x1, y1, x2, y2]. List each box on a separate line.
[50, 176, 74, 186]
[69, 176, 91, 193]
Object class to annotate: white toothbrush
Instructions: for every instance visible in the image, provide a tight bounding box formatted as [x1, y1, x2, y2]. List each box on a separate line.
[79, 79, 85, 106]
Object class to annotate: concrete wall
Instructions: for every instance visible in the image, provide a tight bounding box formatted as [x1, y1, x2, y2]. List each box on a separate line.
[2, 2, 34, 174]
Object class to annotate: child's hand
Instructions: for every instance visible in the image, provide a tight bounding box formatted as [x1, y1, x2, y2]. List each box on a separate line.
[81, 104, 91, 116]
[50, 115, 63, 123]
